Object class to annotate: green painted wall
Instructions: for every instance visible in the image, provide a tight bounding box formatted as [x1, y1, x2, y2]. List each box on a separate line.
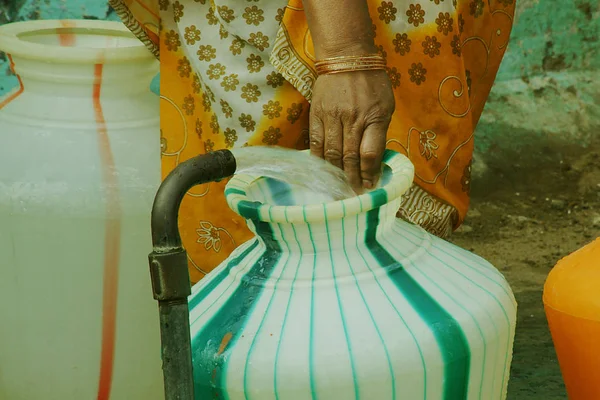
[474, 0, 600, 173]
[1, 0, 118, 23]
[497, 0, 599, 80]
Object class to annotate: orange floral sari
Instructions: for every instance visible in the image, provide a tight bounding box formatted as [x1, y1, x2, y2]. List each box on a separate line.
[110, 0, 515, 284]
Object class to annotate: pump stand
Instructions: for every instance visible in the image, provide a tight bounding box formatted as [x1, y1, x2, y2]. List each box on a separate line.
[147, 149, 237, 400]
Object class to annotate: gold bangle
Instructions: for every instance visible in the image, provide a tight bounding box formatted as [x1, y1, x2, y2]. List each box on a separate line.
[316, 64, 386, 75]
[314, 54, 385, 65]
[314, 54, 386, 76]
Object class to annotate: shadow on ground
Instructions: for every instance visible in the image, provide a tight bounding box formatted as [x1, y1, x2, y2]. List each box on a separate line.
[450, 141, 600, 399]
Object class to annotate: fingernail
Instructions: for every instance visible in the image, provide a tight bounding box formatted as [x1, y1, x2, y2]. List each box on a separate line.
[363, 180, 373, 189]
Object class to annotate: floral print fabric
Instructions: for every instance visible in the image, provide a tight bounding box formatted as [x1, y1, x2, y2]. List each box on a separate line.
[110, 0, 515, 283]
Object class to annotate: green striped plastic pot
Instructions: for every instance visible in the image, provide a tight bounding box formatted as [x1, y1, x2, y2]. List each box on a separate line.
[189, 149, 517, 400]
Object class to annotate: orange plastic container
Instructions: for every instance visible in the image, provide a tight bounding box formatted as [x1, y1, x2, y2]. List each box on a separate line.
[543, 238, 600, 399]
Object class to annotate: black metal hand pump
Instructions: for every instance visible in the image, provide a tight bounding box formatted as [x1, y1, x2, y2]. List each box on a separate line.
[147, 149, 237, 400]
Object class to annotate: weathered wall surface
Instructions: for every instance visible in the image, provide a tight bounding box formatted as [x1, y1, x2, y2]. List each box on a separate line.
[498, 0, 599, 80]
[477, 0, 600, 164]
[1, 0, 599, 158]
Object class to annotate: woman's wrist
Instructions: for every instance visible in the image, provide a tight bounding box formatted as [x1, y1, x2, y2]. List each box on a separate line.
[316, 40, 378, 60]
[302, 0, 377, 60]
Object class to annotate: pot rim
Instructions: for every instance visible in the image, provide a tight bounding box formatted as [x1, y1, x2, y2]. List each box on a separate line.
[225, 149, 415, 224]
[0, 19, 153, 63]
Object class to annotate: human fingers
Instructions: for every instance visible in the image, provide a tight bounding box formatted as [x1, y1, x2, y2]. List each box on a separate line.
[309, 108, 325, 160]
[360, 121, 388, 189]
[323, 115, 344, 170]
[342, 123, 363, 191]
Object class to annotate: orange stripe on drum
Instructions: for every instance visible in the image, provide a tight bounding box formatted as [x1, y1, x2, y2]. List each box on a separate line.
[58, 20, 76, 47]
[92, 61, 123, 400]
[0, 54, 24, 110]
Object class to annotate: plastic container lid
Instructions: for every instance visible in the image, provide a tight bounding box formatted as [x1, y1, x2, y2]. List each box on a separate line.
[543, 237, 600, 321]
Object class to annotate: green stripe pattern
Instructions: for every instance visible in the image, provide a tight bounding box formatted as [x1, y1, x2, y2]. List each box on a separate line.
[189, 150, 517, 400]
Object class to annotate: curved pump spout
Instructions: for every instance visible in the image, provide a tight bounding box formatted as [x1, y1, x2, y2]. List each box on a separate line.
[148, 150, 237, 400]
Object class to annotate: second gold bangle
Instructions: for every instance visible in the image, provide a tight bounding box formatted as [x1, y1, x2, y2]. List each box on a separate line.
[314, 54, 386, 76]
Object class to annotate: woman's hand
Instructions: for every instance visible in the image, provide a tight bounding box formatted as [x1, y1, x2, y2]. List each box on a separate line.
[300, 0, 394, 192]
[310, 69, 395, 191]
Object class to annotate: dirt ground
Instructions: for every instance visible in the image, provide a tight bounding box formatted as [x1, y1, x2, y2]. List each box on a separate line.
[449, 145, 600, 399]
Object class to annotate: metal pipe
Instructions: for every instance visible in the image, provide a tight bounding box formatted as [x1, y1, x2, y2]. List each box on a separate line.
[148, 149, 237, 400]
